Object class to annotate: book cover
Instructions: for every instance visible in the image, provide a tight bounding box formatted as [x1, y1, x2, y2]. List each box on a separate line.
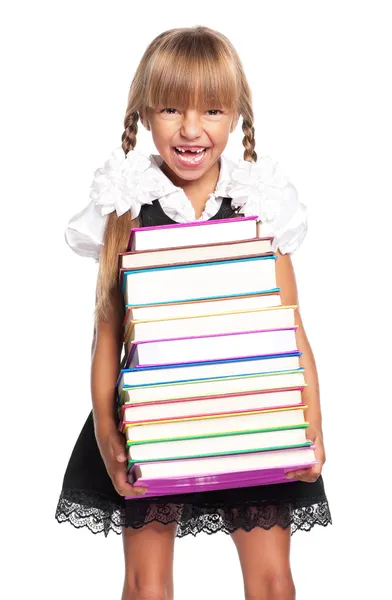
[115, 351, 302, 391]
[124, 304, 297, 345]
[121, 403, 307, 433]
[127, 215, 259, 251]
[125, 422, 309, 445]
[119, 393, 305, 424]
[125, 326, 299, 369]
[121, 255, 277, 294]
[118, 369, 306, 406]
[122, 290, 281, 328]
[118, 239, 274, 286]
[125, 445, 317, 498]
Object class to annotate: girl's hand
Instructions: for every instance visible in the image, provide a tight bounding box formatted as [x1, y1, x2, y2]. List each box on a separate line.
[285, 426, 326, 483]
[95, 423, 148, 497]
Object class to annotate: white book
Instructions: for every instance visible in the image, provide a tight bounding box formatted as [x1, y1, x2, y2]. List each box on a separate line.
[128, 306, 296, 344]
[121, 388, 303, 424]
[122, 389, 301, 423]
[120, 370, 306, 405]
[117, 353, 301, 390]
[123, 256, 277, 306]
[123, 293, 282, 334]
[120, 237, 273, 269]
[127, 427, 309, 462]
[124, 407, 307, 442]
[127, 327, 298, 369]
[128, 216, 259, 251]
[128, 447, 316, 481]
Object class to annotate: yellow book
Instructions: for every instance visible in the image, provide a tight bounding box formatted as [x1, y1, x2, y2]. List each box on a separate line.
[125, 304, 298, 346]
[123, 404, 309, 443]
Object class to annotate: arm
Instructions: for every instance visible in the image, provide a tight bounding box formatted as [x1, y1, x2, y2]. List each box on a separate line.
[91, 286, 124, 430]
[91, 286, 148, 496]
[275, 251, 326, 481]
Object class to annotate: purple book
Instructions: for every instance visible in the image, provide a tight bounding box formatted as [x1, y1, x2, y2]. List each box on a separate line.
[125, 445, 316, 499]
[125, 327, 299, 369]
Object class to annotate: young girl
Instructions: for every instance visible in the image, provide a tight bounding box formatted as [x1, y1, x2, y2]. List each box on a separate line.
[56, 25, 332, 600]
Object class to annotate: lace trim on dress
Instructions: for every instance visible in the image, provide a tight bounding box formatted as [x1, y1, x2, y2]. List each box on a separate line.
[55, 488, 332, 539]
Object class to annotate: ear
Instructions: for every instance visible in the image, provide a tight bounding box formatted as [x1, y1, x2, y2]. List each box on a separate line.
[139, 108, 151, 131]
[230, 112, 240, 132]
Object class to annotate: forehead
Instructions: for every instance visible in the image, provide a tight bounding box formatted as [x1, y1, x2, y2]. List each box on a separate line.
[144, 50, 239, 112]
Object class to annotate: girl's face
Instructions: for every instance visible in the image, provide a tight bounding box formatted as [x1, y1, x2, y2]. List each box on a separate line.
[144, 105, 238, 182]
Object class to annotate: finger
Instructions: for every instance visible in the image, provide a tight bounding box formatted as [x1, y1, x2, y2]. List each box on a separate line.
[286, 467, 316, 479]
[290, 468, 321, 482]
[296, 475, 319, 483]
[114, 472, 148, 496]
[294, 469, 310, 477]
[119, 486, 148, 497]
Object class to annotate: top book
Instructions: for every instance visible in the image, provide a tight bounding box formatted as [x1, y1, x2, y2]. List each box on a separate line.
[127, 215, 259, 252]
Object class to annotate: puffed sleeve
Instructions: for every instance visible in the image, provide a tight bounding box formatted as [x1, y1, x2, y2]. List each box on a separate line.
[228, 156, 308, 255]
[258, 181, 308, 255]
[64, 199, 107, 262]
[64, 146, 158, 261]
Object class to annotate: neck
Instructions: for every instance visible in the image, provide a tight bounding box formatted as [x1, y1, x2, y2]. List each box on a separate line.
[160, 159, 221, 218]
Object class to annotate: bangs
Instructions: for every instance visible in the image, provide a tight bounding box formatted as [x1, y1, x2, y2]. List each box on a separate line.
[144, 36, 239, 112]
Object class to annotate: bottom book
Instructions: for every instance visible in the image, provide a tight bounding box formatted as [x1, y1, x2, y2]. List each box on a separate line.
[125, 445, 316, 499]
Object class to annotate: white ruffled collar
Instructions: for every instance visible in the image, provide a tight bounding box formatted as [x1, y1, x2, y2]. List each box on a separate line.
[149, 152, 234, 223]
[89, 146, 296, 227]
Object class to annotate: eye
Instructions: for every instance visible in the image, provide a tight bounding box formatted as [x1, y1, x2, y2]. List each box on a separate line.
[206, 109, 223, 116]
[161, 108, 178, 114]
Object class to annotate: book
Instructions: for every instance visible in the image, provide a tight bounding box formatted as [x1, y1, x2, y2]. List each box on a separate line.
[116, 352, 301, 391]
[125, 446, 317, 497]
[118, 369, 306, 406]
[119, 237, 273, 272]
[125, 305, 296, 348]
[123, 405, 307, 442]
[127, 215, 259, 251]
[123, 291, 281, 336]
[119, 387, 304, 424]
[125, 327, 299, 369]
[115, 216, 316, 495]
[121, 255, 278, 307]
[126, 425, 311, 463]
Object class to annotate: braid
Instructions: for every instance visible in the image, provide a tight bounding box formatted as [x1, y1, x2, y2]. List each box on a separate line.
[94, 110, 140, 323]
[121, 110, 139, 156]
[242, 117, 257, 163]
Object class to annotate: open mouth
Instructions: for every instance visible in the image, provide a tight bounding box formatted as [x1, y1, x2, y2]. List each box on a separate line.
[173, 146, 209, 165]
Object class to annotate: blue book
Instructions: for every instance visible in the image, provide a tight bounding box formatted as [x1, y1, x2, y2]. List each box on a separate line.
[116, 352, 303, 394]
[122, 255, 278, 306]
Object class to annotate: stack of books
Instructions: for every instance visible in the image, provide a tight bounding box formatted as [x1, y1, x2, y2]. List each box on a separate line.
[115, 216, 316, 499]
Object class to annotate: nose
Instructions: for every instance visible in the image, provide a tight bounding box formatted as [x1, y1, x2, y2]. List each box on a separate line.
[180, 110, 203, 139]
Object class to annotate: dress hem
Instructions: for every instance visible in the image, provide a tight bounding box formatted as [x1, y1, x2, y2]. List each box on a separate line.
[55, 487, 332, 539]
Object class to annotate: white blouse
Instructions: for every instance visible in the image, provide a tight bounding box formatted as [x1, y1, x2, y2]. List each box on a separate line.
[65, 146, 308, 261]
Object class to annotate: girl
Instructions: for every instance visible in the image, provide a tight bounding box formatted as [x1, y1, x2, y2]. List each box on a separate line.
[56, 25, 332, 600]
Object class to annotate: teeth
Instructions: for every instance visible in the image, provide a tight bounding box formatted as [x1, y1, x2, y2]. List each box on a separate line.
[175, 147, 205, 153]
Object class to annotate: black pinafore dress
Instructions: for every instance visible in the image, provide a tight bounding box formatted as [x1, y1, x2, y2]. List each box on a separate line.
[55, 198, 332, 537]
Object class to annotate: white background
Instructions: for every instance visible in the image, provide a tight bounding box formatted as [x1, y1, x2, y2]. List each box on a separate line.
[1, 1, 391, 598]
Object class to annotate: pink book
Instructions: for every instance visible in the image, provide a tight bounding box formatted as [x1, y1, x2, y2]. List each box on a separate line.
[127, 215, 259, 252]
[118, 387, 305, 424]
[119, 402, 306, 433]
[125, 445, 317, 499]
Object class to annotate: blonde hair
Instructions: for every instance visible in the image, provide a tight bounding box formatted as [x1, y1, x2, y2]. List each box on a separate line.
[95, 25, 257, 324]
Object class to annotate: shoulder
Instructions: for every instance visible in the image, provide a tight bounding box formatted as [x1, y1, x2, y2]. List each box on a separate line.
[226, 154, 308, 255]
[64, 147, 159, 260]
